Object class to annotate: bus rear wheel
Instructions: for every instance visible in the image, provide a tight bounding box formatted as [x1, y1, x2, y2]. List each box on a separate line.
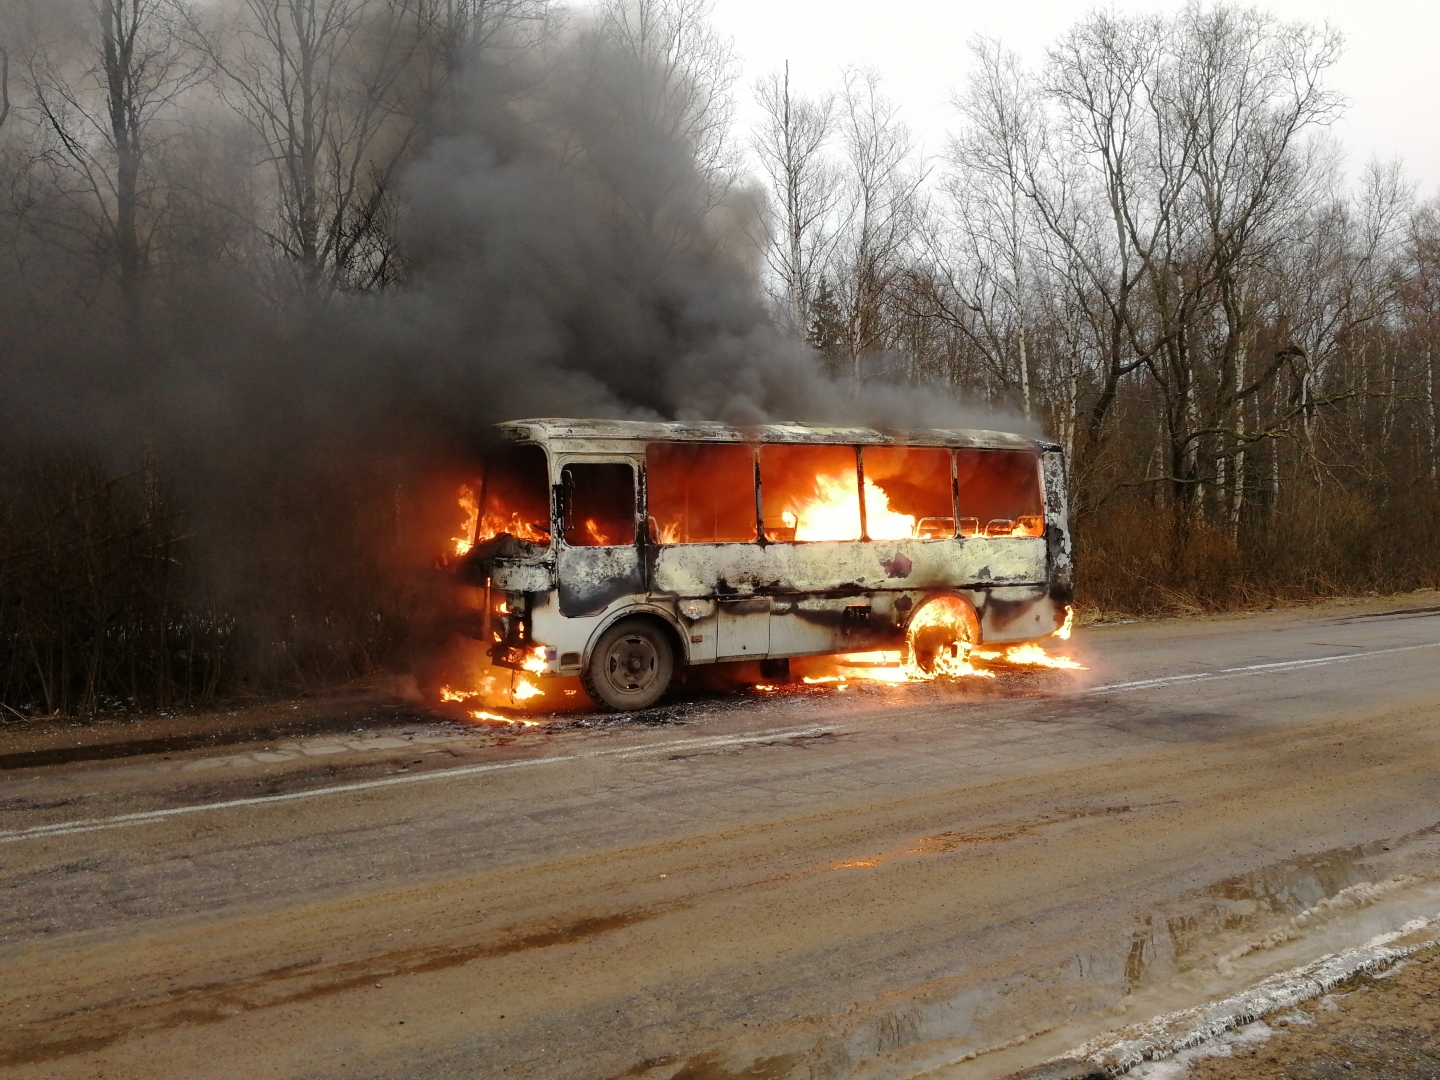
[583, 618, 675, 710]
[906, 595, 981, 677]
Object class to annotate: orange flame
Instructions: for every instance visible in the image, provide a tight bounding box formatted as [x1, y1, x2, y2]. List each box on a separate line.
[1054, 605, 1074, 640]
[452, 486, 479, 556]
[468, 710, 540, 727]
[787, 598, 1082, 691]
[974, 643, 1085, 669]
[862, 478, 919, 540]
[783, 472, 919, 541]
[480, 511, 550, 545]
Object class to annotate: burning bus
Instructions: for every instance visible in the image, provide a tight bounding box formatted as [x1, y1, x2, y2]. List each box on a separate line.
[452, 419, 1073, 710]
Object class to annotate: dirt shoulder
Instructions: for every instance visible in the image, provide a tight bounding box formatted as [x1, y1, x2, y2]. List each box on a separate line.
[1155, 947, 1440, 1080]
[0, 678, 427, 767]
[1077, 586, 1440, 628]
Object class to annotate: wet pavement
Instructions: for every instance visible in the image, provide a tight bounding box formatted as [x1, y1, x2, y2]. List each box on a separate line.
[2, 596, 1440, 1079]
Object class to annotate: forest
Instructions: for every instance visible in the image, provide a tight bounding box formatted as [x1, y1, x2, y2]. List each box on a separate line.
[0, 0, 1436, 717]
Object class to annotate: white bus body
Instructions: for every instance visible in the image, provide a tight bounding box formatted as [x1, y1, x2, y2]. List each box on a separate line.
[459, 419, 1072, 709]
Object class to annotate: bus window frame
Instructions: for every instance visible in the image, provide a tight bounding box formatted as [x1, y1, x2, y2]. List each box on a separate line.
[758, 443, 864, 544]
[643, 441, 761, 546]
[858, 445, 959, 541]
[556, 457, 642, 549]
[478, 441, 554, 548]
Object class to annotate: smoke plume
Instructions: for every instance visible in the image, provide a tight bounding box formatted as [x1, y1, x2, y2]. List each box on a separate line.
[0, 3, 1006, 709]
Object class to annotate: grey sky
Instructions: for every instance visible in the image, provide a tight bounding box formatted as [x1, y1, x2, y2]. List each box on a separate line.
[704, 0, 1440, 196]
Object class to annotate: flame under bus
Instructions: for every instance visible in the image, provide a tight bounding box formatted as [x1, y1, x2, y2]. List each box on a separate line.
[458, 419, 1073, 710]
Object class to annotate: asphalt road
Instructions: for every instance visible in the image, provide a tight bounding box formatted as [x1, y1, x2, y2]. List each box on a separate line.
[4, 597, 1440, 1080]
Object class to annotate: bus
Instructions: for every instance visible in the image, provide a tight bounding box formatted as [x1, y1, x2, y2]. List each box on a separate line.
[457, 418, 1072, 710]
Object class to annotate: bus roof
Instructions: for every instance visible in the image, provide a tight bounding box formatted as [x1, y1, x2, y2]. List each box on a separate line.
[497, 418, 1053, 452]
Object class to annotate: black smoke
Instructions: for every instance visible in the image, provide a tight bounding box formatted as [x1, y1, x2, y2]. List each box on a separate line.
[0, 7, 1001, 712]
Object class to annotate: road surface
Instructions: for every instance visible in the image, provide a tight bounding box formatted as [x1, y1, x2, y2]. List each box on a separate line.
[4, 597, 1440, 1080]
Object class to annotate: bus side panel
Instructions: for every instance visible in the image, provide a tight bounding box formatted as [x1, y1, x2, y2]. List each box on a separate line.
[649, 536, 1047, 598]
[556, 545, 644, 617]
[966, 585, 1059, 643]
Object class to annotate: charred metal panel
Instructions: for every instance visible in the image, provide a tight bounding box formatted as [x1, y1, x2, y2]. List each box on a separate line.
[676, 598, 718, 663]
[717, 597, 770, 659]
[1041, 447, 1074, 602]
[770, 596, 846, 656]
[770, 591, 915, 656]
[557, 545, 644, 617]
[649, 542, 768, 598]
[966, 585, 1064, 643]
[949, 538, 1048, 586]
[496, 418, 1047, 455]
[490, 559, 554, 593]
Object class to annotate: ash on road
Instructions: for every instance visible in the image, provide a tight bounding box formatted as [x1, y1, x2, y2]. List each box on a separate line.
[4, 597, 1440, 1080]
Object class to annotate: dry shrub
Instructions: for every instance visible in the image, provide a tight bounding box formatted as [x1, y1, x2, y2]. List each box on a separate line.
[1076, 476, 1440, 619]
[0, 450, 223, 717]
[0, 449, 457, 720]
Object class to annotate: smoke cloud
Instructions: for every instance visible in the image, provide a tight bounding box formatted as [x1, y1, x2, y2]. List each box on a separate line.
[0, 4, 1011, 707]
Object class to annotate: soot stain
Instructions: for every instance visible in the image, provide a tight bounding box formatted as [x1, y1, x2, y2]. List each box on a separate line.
[1100, 707, 1254, 744]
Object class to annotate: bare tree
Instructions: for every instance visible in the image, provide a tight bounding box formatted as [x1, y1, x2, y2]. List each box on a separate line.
[943, 7, 1342, 528]
[596, 0, 738, 214]
[23, 0, 203, 329]
[918, 38, 1046, 419]
[751, 61, 836, 333]
[412, 0, 553, 93]
[189, 0, 436, 293]
[1026, 10, 1168, 489]
[1143, 4, 1343, 523]
[830, 67, 923, 389]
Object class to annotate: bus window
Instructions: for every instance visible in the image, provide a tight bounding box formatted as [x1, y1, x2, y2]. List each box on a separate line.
[562, 463, 636, 546]
[955, 450, 1044, 538]
[863, 447, 955, 539]
[760, 445, 861, 542]
[479, 444, 551, 544]
[646, 443, 757, 544]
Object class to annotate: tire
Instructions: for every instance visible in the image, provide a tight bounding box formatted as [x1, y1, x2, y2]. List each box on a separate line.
[905, 594, 981, 677]
[582, 617, 676, 710]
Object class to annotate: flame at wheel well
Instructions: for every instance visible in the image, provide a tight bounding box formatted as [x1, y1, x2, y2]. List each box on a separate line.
[904, 594, 983, 678]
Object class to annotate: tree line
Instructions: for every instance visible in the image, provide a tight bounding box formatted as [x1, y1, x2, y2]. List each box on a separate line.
[0, 0, 1435, 717]
[753, 5, 1439, 613]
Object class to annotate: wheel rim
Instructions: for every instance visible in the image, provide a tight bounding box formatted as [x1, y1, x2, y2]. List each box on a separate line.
[603, 633, 660, 694]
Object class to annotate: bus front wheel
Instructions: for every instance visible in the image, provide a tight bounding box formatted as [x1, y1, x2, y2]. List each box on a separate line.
[583, 618, 675, 710]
